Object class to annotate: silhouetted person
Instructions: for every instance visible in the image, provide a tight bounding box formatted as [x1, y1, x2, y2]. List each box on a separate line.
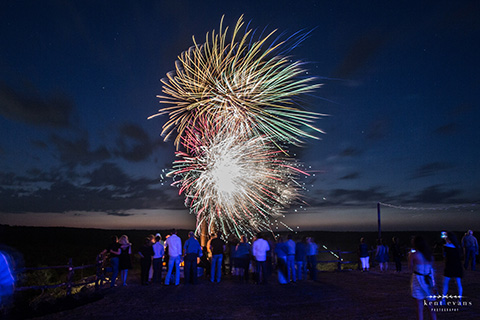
[275, 236, 288, 284]
[235, 235, 251, 282]
[306, 237, 318, 281]
[138, 237, 154, 285]
[442, 232, 463, 305]
[0, 250, 15, 313]
[252, 233, 270, 284]
[462, 230, 478, 270]
[118, 235, 132, 286]
[164, 229, 182, 286]
[209, 232, 225, 283]
[286, 234, 296, 282]
[183, 231, 202, 284]
[409, 236, 436, 320]
[152, 234, 164, 284]
[359, 237, 370, 272]
[102, 235, 121, 287]
[391, 237, 403, 273]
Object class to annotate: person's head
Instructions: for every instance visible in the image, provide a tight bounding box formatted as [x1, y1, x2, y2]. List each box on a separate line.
[217, 231, 222, 238]
[446, 231, 460, 248]
[287, 234, 293, 240]
[240, 235, 247, 243]
[119, 235, 130, 245]
[111, 235, 118, 243]
[467, 230, 473, 236]
[148, 234, 155, 243]
[189, 231, 195, 238]
[376, 238, 382, 245]
[155, 236, 161, 242]
[144, 237, 152, 245]
[256, 233, 263, 239]
[171, 229, 177, 235]
[360, 237, 365, 244]
[412, 235, 433, 262]
[277, 236, 284, 243]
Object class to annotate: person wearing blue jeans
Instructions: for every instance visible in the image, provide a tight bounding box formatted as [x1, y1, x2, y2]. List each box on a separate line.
[286, 234, 296, 283]
[164, 230, 182, 286]
[306, 237, 318, 281]
[211, 254, 223, 283]
[209, 232, 225, 283]
[102, 236, 121, 287]
[183, 231, 203, 284]
[165, 255, 181, 285]
[110, 256, 119, 287]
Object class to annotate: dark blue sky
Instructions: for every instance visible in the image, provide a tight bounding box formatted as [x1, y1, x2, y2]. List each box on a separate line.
[1, 1, 479, 231]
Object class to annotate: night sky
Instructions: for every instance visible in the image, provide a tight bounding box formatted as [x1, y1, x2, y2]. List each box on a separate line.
[1, 1, 479, 231]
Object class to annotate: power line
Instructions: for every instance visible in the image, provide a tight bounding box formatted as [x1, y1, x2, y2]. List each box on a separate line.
[378, 202, 478, 211]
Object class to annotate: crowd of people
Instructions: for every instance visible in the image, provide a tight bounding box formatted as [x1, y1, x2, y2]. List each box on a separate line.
[100, 230, 320, 287]
[353, 230, 478, 320]
[100, 229, 478, 291]
[99, 229, 478, 319]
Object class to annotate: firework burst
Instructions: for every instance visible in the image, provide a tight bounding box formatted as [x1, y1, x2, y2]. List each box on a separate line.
[170, 130, 307, 237]
[151, 16, 323, 237]
[149, 15, 324, 150]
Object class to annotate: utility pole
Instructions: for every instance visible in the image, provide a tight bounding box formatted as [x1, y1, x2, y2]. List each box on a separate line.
[377, 202, 381, 239]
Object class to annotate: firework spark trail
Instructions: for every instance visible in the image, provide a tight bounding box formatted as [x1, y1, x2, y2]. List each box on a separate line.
[169, 130, 307, 236]
[151, 16, 323, 237]
[149, 15, 324, 150]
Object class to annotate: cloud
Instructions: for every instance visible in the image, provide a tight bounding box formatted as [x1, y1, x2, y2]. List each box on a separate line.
[106, 211, 135, 217]
[366, 119, 389, 140]
[339, 147, 361, 157]
[332, 33, 386, 79]
[410, 185, 464, 204]
[324, 187, 389, 205]
[340, 172, 360, 180]
[436, 1, 480, 33]
[50, 134, 111, 166]
[0, 162, 185, 214]
[114, 124, 160, 162]
[412, 162, 454, 179]
[451, 102, 474, 116]
[86, 162, 131, 187]
[434, 122, 457, 135]
[0, 81, 73, 127]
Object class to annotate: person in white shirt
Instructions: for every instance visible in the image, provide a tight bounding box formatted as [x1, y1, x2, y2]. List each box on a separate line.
[252, 233, 270, 284]
[164, 229, 182, 286]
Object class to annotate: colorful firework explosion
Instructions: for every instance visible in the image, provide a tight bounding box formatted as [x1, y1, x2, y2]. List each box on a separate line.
[151, 16, 322, 236]
[149, 15, 324, 149]
[170, 130, 308, 236]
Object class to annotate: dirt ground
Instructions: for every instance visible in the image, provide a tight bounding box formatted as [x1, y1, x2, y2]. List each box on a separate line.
[24, 262, 480, 320]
